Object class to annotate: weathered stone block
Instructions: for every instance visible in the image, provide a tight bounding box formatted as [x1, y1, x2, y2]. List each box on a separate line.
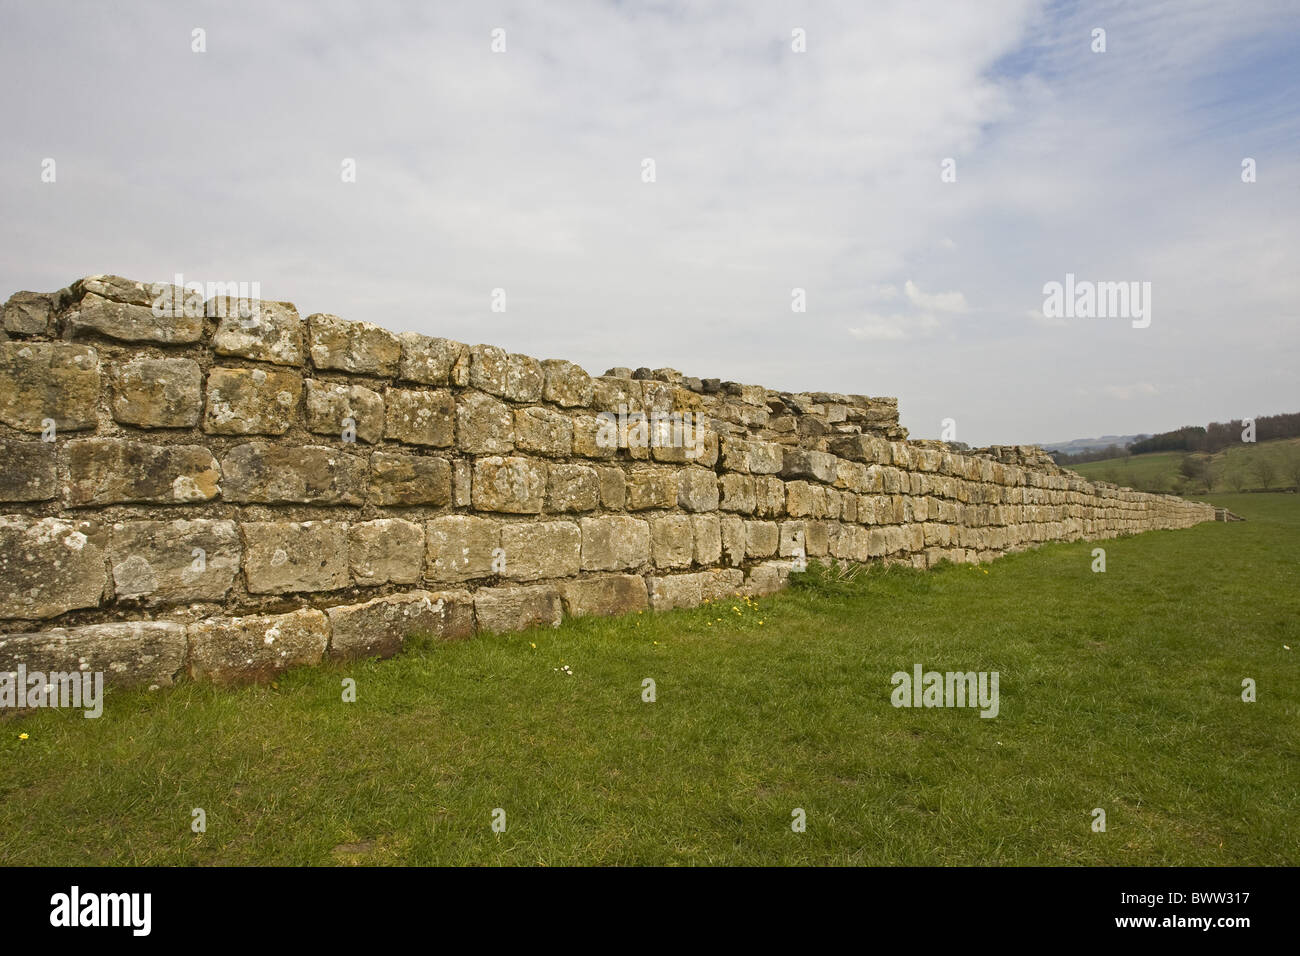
[628, 465, 677, 510]
[648, 573, 702, 611]
[398, 332, 470, 386]
[745, 520, 780, 558]
[746, 561, 790, 596]
[0, 516, 106, 619]
[110, 519, 240, 604]
[0, 342, 100, 432]
[474, 584, 562, 633]
[384, 387, 454, 447]
[701, 567, 746, 602]
[559, 575, 647, 618]
[76, 274, 176, 308]
[505, 354, 544, 402]
[204, 366, 302, 435]
[66, 439, 220, 506]
[211, 300, 304, 366]
[514, 406, 573, 456]
[456, 390, 514, 454]
[109, 357, 202, 429]
[242, 521, 350, 594]
[0, 621, 187, 689]
[425, 514, 500, 583]
[547, 464, 599, 512]
[718, 473, 756, 514]
[68, 292, 203, 343]
[754, 475, 786, 518]
[597, 466, 625, 509]
[592, 376, 643, 413]
[580, 515, 650, 571]
[542, 359, 594, 407]
[651, 515, 694, 569]
[469, 344, 510, 396]
[691, 514, 721, 565]
[720, 515, 745, 566]
[472, 456, 546, 513]
[0, 440, 57, 501]
[307, 313, 401, 376]
[572, 414, 618, 459]
[367, 450, 451, 506]
[781, 448, 838, 483]
[349, 518, 424, 587]
[304, 379, 384, 444]
[677, 467, 720, 512]
[3, 290, 58, 334]
[221, 443, 366, 504]
[328, 589, 474, 660]
[188, 607, 329, 684]
[499, 521, 581, 580]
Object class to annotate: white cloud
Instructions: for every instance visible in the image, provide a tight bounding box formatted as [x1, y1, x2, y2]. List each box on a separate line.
[0, 0, 1295, 446]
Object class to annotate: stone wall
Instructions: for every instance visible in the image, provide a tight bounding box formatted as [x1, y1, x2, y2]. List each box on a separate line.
[0, 275, 1215, 686]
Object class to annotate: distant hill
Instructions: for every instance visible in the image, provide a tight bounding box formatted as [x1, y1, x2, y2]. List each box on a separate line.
[1038, 434, 1148, 455]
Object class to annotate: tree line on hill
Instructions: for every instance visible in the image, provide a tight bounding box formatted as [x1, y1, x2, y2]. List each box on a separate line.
[1052, 412, 1300, 465]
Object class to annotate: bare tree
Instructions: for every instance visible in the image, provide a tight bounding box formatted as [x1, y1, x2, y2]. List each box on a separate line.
[1252, 456, 1277, 490]
[1226, 468, 1248, 492]
[1285, 448, 1300, 491]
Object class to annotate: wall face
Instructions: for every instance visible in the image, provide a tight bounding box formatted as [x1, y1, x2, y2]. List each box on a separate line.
[0, 275, 1215, 686]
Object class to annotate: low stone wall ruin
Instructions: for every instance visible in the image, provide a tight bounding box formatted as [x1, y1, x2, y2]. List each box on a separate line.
[0, 275, 1215, 687]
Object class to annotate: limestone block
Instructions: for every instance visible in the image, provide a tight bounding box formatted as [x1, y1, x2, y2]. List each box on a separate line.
[367, 450, 451, 506]
[425, 514, 500, 583]
[580, 515, 650, 571]
[541, 359, 594, 407]
[499, 520, 581, 580]
[348, 518, 424, 586]
[307, 313, 401, 376]
[515, 406, 573, 456]
[110, 519, 240, 604]
[559, 575, 648, 617]
[66, 439, 220, 506]
[398, 332, 470, 387]
[472, 456, 546, 513]
[107, 357, 202, 429]
[242, 521, 351, 594]
[0, 439, 57, 501]
[305, 379, 384, 444]
[0, 621, 187, 688]
[68, 292, 203, 344]
[221, 443, 366, 504]
[0, 516, 107, 619]
[456, 390, 514, 454]
[211, 299, 305, 366]
[0, 342, 100, 432]
[474, 584, 562, 633]
[203, 366, 302, 435]
[188, 607, 329, 684]
[547, 464, 600, 512]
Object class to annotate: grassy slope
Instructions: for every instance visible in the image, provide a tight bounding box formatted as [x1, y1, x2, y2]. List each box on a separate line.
[1069, 437, 1300, 494]
[1, 494, 1296, 866]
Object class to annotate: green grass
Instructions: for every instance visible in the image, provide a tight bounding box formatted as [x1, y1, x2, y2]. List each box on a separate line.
[1069, 437, 1300, 496]
[2, 494, 1297, 866]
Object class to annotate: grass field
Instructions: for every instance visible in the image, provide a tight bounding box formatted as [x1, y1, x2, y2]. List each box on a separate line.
[1, 494, 1296, 866]
[1068, 437, 1300, 496]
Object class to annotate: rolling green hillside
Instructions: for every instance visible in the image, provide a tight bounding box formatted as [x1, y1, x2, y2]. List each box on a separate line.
[1068, 437, 1300, 496]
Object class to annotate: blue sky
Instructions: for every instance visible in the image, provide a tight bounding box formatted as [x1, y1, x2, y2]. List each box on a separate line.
[1, 0, 1295, 446]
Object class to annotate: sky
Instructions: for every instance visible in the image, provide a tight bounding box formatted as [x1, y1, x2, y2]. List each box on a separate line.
[1, 0, 1296, 446]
